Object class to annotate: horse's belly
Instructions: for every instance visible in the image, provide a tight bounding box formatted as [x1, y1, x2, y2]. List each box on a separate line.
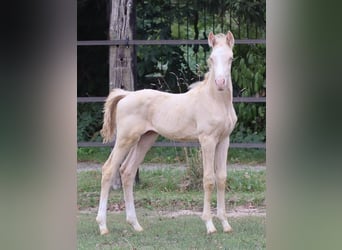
[154, 121, 198, 141]
[150, 112, 198, 141]
[159, 129, 198, 141]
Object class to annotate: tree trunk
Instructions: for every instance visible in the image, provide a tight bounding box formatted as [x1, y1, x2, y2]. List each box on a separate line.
[109, 0, 136, 91]
[109, 0, 138, 189]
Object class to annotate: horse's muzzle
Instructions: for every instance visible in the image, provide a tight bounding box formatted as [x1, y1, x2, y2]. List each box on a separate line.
[215, 78, 226, 91]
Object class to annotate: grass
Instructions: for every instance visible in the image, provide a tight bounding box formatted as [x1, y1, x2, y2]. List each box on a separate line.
[78, 147, 112, 163]
[77, 146, 266, 165]
[78, 213, 265, 249]
[77, 169, 265, 211]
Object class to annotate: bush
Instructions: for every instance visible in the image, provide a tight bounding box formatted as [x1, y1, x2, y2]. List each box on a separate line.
[77, 103, 103, 142]
[181, 148, 203, 190]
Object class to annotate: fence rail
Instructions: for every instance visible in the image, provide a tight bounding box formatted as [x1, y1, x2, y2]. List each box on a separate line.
[77, 96, 265, 103]
[77, 39, 266, 46]
[77, 141, 265, 149]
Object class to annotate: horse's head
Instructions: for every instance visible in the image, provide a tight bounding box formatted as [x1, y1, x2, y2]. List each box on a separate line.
[208, 31, 235, 91]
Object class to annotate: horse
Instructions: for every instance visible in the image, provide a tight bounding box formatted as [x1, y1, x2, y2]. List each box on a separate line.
[96, 31, 237, 235]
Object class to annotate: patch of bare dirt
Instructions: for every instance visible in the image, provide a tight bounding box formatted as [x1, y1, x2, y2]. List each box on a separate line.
[78, 206, 266, 218]
[157, 206, 266, 218]
[77, 162, 266, 173]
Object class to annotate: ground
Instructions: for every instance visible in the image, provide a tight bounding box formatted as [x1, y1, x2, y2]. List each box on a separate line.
[77, 161, 266, 172]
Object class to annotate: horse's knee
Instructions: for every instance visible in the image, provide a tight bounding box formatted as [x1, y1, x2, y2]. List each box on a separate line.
[203, 176, 215, 191]
[216, 175, 226, 189]
[101, 168, 114, 184]
[121, 171, 133, 184]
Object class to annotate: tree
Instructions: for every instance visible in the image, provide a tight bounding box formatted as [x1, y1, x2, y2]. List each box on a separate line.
[109, 0, 136, 91]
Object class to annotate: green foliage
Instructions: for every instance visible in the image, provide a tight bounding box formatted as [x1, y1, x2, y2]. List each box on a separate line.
[233, 45, 266, 97]
[231, 44, 266, 142]
[136, 45, 195, 92]
[77, 103, 103, 141]
[227, 170, 265, 192]
[228, 0, 266, 30]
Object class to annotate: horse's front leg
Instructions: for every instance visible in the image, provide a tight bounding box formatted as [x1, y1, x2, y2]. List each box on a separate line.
[199, 135, 217, 234]
[215, 137, 233, 233]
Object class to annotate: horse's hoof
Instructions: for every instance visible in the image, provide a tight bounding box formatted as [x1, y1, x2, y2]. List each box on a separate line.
[207, 228, 217, 234]
[205, 219, 217, 234]
[100, 228, 109, 235]
[133, 225, 144, 232]
[128, 220, 144, 232]
[222, 221, 233, 233]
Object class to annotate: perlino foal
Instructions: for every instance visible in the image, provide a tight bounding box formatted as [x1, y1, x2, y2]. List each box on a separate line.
[96, 31, 237, 235]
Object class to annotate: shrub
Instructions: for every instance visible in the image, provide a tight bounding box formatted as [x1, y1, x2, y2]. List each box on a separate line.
[77, 103, 103, 142]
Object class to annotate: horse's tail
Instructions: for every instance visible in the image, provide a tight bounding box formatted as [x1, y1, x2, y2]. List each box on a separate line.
[100, 89, 128, 143]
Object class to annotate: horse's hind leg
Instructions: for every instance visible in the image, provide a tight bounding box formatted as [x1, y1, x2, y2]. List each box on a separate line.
[120, 131, 158, 231]
[96, 138, 138, 235]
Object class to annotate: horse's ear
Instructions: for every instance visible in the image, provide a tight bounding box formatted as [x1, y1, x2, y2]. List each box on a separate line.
[208, 32, 215, 47]
[226, 31, 235, 48]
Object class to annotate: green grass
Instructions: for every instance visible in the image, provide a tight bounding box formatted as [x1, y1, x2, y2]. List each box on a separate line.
[78, 147, 112, 163]
[78, 213, 265, 249]
[77, 146, 266, 165]
[78, 214, 265, 249]
[228, 148, 266, 165]
[78, 169, 265, 211]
